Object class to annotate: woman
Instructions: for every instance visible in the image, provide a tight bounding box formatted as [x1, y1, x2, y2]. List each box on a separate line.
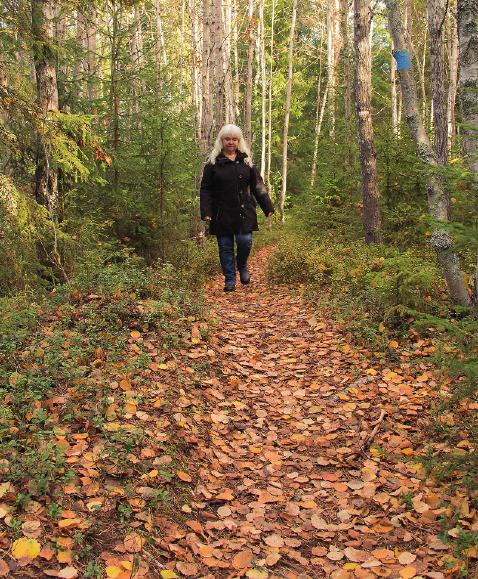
[200, 124, 274, 292]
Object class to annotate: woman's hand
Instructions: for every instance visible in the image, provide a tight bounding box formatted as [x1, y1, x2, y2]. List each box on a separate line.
[204, 216, 212, 221]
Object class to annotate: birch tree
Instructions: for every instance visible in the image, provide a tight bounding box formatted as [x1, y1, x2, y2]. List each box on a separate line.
[457, 0, 478, 300]
[457, 0, 478, 178]
[386, 0, 471, 306]
[353, 0, 382, 244]
[244, 0, 255, 145]
[32, 0, 59, 212]
[279, 0, 297, 222]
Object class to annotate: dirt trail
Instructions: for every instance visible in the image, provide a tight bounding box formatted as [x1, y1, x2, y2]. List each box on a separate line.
[166, 247, 450, 578]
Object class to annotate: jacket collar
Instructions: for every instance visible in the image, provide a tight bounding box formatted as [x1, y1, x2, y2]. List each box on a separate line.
[216, 150, 248, 165]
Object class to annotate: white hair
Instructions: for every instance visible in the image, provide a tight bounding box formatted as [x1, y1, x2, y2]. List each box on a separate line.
[208, 124, 253, 167]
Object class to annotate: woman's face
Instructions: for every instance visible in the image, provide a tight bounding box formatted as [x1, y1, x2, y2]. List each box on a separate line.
[222, 134, 239, 154]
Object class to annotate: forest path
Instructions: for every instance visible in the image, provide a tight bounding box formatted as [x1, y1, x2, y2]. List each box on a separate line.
[165, 246, 449, 579]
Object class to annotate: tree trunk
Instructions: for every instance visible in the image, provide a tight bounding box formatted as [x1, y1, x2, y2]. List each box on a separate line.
[86, 7, 97, 102]
[211, 0, 225, 131]
[386, 0, 471, 306]
[428, 0, 449, 165]
[279, 0, 297, 222]
[327, 0, 342, 139]
[310, 25, 326, 189]
[354, 0, 382, 244]
[428, 0, 450, 218]
[341, 0, 353, 123]
[189, 0, 202, 143]
[32, 0, 59, 212]
[259, 0, 267, 176]
[244, 0, 255, 145]
[457, 0, 478, 177]
[155, 0, 167, 94]
[266, 0, 276, 188]
[201, 0, 213, 152]
[447, 7, 459, 149]
[391, 41, 399, 133]
[110, 3, 121, 189]
[457, 0, 478, 301]
[224, 0, 235, 123]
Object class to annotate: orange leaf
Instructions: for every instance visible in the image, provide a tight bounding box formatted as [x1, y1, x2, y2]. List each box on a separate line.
[177, 471, 192, 482]
[399, 567, 417, 579]
[124, 533, 144, 553]
[232, 549, 253, 569]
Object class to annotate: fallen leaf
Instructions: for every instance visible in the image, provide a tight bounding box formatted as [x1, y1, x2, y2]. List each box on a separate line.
[232, 549, 253, 569]
[58, 567, 79, 579]
[106, 567, 123, 579]
[399, 567, 417, 579]
[398, 552, 417, 565]
[177, 471, 192, 482]
[0, 559, 9, 577]
[175, 562, 199, 576]
[264, 534, 284, 548]
[124, 532, 145, 553]
[11, 538, 41, 560]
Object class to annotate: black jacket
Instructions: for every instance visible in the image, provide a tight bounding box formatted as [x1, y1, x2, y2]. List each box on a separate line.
[200, 151, 274, 235]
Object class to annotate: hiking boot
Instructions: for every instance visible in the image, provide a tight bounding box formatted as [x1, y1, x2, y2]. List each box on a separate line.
[239, 268, 251, 285]
[224, 284, 236, 292]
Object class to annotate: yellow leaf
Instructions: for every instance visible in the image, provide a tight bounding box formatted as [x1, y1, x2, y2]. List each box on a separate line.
[160, 571, 178, 579]
[106, 566, 123, 578]
[11, 538, 41, 560]
[343, 562, 359, 570]
[464, 545, 478, 559]
[388, 340, 399, 349]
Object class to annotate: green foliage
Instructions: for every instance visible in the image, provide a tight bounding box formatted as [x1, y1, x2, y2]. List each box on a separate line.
[267, 232, 444, 340]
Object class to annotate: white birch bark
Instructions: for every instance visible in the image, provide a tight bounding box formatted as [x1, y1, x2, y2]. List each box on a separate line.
[279, 0, 298, 222]
[266, 0, 276, 187]
[386, 0, 471, 306]
[447, 7, 459, 149]
[244, 0, 255, 145]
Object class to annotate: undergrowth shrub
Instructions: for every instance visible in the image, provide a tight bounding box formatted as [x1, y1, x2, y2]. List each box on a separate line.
[267, 234, 445, 339]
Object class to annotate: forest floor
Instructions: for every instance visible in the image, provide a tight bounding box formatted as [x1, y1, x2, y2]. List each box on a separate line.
[2, 247, 472, 579]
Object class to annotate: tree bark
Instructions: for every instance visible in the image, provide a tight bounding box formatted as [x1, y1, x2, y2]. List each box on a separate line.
[457, 0, 478, 177]
[353, 0, 382, 244]
[279, 0, 297, 222]
[266, 0, 276, 188]
[428, 0, 449, 165]
[32, 0, 59, 212]
[386, 0, 471, 306]
[310, 25, 326, 189]
[259, 0, 267, 176]
[447, 7, 459, 149]
[244, 0, 255, 145]
[457, 0, 478, 301]
[210, 0, 225, 131]
[327, 0, 342, 139]
[341, 0, 353, 123]
[201, 0, 213, 152]
[224, 0, 236, 123]
[86, 7, 97, 102]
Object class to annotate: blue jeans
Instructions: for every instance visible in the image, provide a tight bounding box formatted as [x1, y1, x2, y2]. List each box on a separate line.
[217, 231, 253, 286]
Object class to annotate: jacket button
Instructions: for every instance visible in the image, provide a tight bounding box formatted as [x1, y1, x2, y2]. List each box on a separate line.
[241, 204, 244, 208]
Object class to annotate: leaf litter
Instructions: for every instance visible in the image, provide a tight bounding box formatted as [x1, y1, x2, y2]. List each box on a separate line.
[0, 247, 475, 577]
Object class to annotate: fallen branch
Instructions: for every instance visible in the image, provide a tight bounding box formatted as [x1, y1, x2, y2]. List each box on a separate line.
[359, 409, 387, 454]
